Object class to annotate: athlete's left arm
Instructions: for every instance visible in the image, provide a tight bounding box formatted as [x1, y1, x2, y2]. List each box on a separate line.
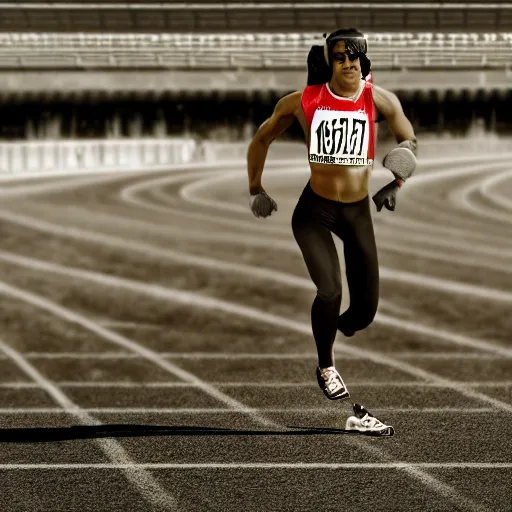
[373, 85, 417, 154]
[371, 86, 418, 212]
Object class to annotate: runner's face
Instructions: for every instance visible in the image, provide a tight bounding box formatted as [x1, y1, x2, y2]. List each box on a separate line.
[331, 41, 361, 85]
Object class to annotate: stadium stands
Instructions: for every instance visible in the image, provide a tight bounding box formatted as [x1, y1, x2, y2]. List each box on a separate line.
[0, 32, 510, 70]
[0, 2, 510, 32]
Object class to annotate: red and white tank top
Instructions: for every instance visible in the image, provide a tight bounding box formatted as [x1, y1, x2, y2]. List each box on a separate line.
[301, 80, 376, 166]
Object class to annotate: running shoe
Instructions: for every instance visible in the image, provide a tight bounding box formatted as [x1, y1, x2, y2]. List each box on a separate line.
[345, 403, 395, 436]
[316, 366, 350, 401]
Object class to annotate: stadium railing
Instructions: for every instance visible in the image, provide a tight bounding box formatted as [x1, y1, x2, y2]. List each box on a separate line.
[0, 138, 197, 175]
[0, 32, 510, 70]
[0, 135, 510, 176]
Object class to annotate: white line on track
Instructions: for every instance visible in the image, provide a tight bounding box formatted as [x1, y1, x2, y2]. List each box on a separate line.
[120, 174, 512, 275]
[122, 160, 512, 282]
[396, 164, 512, 236]
[1, 249, 511, 358]
[451, 170, 512, 225]
[0, 169, 500, 511]
[2, 380, 511, 389]
[0, 172, 137, 199]
[176, 160, 512, 265]
[26, 196, 512, 284]
[0, 289, 490, 511]
[0, 462, 508, 470]
[119, 162, 306, 235]
[480, 170, 512, 211]
[0, 279, 278, 428]
[5, 174, 512, 311]
[0, 339, 177, 511]
[0, 351, 506, 360]
[0, 407, 498, 415]
[0, 253, 511, 415]
[174, 157, 510, 242]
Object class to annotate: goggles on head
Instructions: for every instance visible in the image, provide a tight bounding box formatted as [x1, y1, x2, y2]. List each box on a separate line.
[323, 30, 368, 67]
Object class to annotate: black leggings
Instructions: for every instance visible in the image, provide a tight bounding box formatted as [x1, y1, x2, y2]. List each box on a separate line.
[291, 181, 379, 369]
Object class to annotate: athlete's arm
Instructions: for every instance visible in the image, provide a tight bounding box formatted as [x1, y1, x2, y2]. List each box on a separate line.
[371, 86, 418, 213]
[373, 85, 417, 151]
[247, 91, 301, 195]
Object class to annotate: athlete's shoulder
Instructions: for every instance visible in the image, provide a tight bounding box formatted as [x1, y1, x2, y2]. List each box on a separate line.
[274, 90, 303, 117]
[372, 85, 400, 109]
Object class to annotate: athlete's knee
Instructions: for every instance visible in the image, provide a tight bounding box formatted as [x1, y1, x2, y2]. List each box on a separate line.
[352, 308, 377, 331]
[316, 285, 342, 304]
[339, 301, 377, 332]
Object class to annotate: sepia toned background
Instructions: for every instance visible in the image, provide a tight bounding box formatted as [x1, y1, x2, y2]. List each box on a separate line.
[0, 2, 511, 511]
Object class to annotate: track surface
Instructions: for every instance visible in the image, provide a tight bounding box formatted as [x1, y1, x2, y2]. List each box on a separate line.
[0, 142, 511, 511]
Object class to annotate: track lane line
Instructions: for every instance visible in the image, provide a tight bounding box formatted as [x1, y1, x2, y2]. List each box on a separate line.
[23, 199, 512, 277]
[0, 407, 499, 415]
[2, 204, 512, 306]
[0, 339, 177, 511]
[0, 257, 511, 413]
[0, 249, 511, 357]
[2, 380, 511, 389]
[3, 350, 507, 360]
[480, 169, 512, 210]
[0, 462, 509, 470]
[0, 280, 490, 512]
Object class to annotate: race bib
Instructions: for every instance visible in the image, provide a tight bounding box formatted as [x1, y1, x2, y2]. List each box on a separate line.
[309, 109, 372, 166]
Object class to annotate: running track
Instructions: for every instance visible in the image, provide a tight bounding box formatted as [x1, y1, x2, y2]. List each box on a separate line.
[0, 141, 511, 511]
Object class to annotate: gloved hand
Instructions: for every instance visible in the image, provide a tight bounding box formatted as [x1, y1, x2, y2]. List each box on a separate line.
[249, 190, 278, 218]
[383, 141, 417, 182]
[372, 180, 400, 212]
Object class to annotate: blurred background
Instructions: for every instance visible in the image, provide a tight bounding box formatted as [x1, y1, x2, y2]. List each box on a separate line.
[0, 0, 510, 172]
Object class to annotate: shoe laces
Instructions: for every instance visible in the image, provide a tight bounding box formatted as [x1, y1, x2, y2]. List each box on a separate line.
[322, 369, 343, 393]
[360, 413, 385, 429]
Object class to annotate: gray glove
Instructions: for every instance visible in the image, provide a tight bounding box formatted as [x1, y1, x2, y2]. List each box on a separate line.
[249, 190, 278, 218]
[372, 180, 400, 212]
[383, 140, 417, 182]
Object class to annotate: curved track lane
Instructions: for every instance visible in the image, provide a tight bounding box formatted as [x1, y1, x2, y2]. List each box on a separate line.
[0, 148, 511, 512]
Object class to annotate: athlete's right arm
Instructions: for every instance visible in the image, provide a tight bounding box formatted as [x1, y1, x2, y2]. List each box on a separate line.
[247, 91, 301, 195]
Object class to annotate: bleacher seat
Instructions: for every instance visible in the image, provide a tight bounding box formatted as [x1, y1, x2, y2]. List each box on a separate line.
[0, 32, 509, 70]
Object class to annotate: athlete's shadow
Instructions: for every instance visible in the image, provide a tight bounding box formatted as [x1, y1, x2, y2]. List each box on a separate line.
[0, 424, 367, 443]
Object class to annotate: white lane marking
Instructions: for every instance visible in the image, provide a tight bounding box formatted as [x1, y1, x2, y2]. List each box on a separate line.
[176, 160, 512, 266]
[0, 462, 510, 470]
[451, 170, 512, 225]
[378, 267, 512, 303]
[1, 255, 511, 415]
[480, 169, 512, 210]
[121, 184, 512, 274]
[6, 186, 512, 309]
[1, 249, 511, 358]
[1, 351, 505, 360]
[29, 194, 512, 271]
[151, 169, 512, 252]
[373, 315, 512, 357]
[0, 213, 317, 291]
[97, 321, 162, 329]
[0, 407, 498, 415]
[0, 279, 491, 509]
[2, 161, 504, 509]
[2, 381, 511, 389]
[377, 240, 512, 275]
[0, 172, 137, 199]
[120, 162, 306, 235]
[0, 280, 277, 428]
[176, 157, 510, 240]
[0, 339, 177, 511]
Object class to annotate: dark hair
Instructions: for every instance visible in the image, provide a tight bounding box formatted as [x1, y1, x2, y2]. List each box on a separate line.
[307, 27, 371, 85]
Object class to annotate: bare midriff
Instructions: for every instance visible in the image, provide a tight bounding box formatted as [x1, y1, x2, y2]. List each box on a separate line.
[309, 163, 371, 202]
[295, 105, 372, 204]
